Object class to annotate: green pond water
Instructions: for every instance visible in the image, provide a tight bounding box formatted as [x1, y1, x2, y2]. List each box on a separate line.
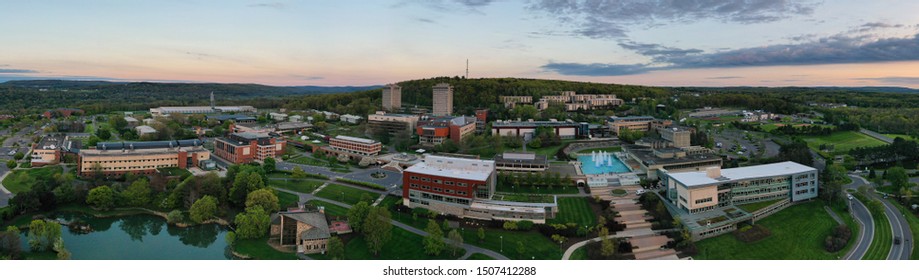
[20, 213, 231, 260]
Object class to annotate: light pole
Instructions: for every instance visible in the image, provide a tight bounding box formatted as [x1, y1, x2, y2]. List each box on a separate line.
[500, 236, 504, 252]
[340, 191, 344, 202]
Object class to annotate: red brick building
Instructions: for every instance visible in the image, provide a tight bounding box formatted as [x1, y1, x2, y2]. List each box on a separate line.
[416, 116, 476, 146]
[42, 108, 84, 119]
[213, 132, 286, 164]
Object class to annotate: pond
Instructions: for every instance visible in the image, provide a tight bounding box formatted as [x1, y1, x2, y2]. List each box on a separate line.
[20, 213, 231, 260]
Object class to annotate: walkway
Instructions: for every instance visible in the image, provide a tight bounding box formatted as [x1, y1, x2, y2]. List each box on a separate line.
[860, 128, 895, 144]
[843, 174, 875, 260]
[824, 206, 844, 225]
[272, 187, 510, 260]
[0, 170, 13, 208]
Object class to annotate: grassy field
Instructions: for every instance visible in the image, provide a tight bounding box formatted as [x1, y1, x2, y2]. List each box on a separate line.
[315, 184, 378, 206]
[378, 195, 402, 209]
[270, 179, 324, 194]
[547, 197, 596, 227]
[801, 131, 887, 155]
[576, 147, 622, 153]
[495, 184, 579, 194]
[307, 200, 350, 217]
[569, 245, 588, 260]
[276, 191, 300, 209]
[694, 201, 844, 259]
[506, 140, 576, 159]
[862, 198, 892, 260]
[884, 134, 918, 141]
[1, 166, 64, 194]
[885, 199, 919, 259]
[467, 253, 495, 260]
[288, 156, 351, 171]
[234, 236, 298, 260]
[736, 199, 784, 213]
[387, 208, 560, 260]
[309, 226, 464, 260]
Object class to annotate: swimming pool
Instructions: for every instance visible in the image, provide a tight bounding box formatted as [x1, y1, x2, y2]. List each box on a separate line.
[578, 154, 631, 175]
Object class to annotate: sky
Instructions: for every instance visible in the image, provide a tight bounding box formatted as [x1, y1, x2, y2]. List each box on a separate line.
[1, 0, 919, 88]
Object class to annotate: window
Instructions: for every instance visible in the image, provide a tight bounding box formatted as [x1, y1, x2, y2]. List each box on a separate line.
[444, 181, 454, 185]
[433, 179, 442, 184]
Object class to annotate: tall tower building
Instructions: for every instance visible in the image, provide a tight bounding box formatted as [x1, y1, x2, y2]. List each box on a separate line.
[381, 84, 402, 111]
[432, 83, 453, 116]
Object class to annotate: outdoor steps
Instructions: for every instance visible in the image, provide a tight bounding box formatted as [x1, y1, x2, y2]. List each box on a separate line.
[611, 204, 642, 211]
[634, 248, 678, 260]
[614, 228, 654, 238]
[647, 253, 680, 260]
[617, 210, 648, 216]
[629, 235, 672, 253]
[615, 215, 650, 224]
[625, 222, 652, 229]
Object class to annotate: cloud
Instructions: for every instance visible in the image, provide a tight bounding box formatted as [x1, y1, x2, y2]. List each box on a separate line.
[543, 32, 919, 76]
[248, 2, 286, 9]
[541, 62, 655, 76]
[851, 22, 906, 33]
[0, 68, 38, 74]
[453, 0, 495, 7]
[707, 76, 743, 80]
[528, 0, 819, 39]
[853, 77, 919, 85]
[412, 17, 437, 24]
[290, 75, 323, 81]
[393, 0, 495, 13]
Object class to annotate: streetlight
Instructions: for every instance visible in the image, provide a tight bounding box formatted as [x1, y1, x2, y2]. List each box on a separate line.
[340, 191, 344, 202]
[500, 236, 503, 252]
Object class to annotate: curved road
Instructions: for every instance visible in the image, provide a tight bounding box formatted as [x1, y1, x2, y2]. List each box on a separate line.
[848, 174, 913, 260]
[843, 196, 874, 260]
[273, 187, 510, 260]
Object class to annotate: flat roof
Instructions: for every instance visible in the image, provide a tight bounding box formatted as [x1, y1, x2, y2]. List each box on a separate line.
[97, 139, 202, 150]
[494, 152, 547, 165]
[81, 145, 208, 156]
[627, 145, 721, 166]
[668, 161, 816, 188]
[609, 116, 654, 121]
[333, 135, 378, 144]
[404, 155, 494, 182]
[491, 120, 579, 127]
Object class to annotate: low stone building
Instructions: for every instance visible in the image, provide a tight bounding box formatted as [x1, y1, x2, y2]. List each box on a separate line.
[270, 209, 332, 254]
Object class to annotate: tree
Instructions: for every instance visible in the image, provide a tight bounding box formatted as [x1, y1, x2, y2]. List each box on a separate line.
[96, 128, 111, 140]
[122, 178, 152, 207]
[516, 241, 526, 256]
[477, 227, 485, 242]
[245, 189, 280, 213]
[291, 166, 307, 180]
[447, 229, 464, 256]
[28, 220, 62, 252]
[52, 184, 76, 204]
[13, 152, 23, 161]
[348, 201, 371, 233]
[599, 226, 616, 257]
[263, 157, 276, 174]
[54, 237, 70, 260]
[424, 220, 445, 256]
[5, 160, 15, 169]
[503, 221, 518, 231]
[86, 185, 115, 210]
[166, 210, 183, 224]
[234, 206, 271, 239]
[0, 226, 21, 259]
[887, 167, 910, 192]
[189, 195, 219, 223]
[328, 236, 345, 260]
[527, 137, 542, 149]
[225, 232, 236, 247]
[362, 206, 393, 256]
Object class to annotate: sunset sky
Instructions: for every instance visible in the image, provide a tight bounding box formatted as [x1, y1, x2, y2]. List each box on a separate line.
[1, 0, 918, 87]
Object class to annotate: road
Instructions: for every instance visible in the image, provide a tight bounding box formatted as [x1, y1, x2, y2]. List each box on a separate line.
[276, 161, 403, 192]
[273, 187, 509, 260]
[843, 174, 875, 260]
[849, 174, 913, 260]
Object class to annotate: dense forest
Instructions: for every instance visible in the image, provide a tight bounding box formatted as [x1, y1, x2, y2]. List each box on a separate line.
[2, 78, 918, 135]
[0, 80, 378, 114]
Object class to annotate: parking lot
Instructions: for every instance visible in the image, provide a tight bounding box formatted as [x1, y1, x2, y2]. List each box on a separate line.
[711, 129, 780, 159]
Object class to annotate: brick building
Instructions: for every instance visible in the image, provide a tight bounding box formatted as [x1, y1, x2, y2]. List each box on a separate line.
[77, 140, 209, 177]
[213, 132, 286, 164]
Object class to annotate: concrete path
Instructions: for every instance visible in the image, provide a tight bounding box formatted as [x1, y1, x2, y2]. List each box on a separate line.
[273, 187, 510, 260]
[0, 170, 13, 208]
[824, 206, 844, 225]
[311, 183, 329, 195]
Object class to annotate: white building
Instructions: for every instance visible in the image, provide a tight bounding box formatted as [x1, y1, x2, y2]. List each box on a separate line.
[432, 83, 454, 116]
[341, 114, 363, 124]
[150, 106, 256, 117]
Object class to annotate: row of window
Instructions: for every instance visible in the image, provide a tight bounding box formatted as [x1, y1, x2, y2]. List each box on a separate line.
[408, 183, 468, 195]
[84, 158, 175, 164]
[409, 176, 469, 187]
[89, 164, 175, 171]
[694, 197, 713, 204]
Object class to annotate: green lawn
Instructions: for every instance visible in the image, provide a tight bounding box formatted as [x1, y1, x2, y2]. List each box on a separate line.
[547, 197, 596, 227]
[885, 199, 919, 259]
[467, 253, 495, 260]
[378, 195, 403, 209]
[288, 156, 351, 171]
[270, 179, 324, 194]
[1, 166, 64, 194]
[306, 200, 350, 217]
[884, 134, 918, 142]
[461, 228, 561, 260]
[506, 139, 576, 159]
[736, 199, 784, 213]
[309, 226, 464, 260]
[569, 245, 588, 260]
[576, 146, 622, 153]
[495, 184, 579, 194]
[315, 184, 378, 206]
[276, 191, 300, 209]
[801, 131, 887, 155]
[694, 201, 846, 259]
[862, 198, 892, 260]
[234, 236, 298, 260]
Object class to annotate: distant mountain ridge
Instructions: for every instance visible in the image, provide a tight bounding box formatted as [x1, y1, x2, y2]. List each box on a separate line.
[1, 79, 381, 94]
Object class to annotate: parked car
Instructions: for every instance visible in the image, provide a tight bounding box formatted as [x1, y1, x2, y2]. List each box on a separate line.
[847, 194, 854, 200]
[635, 189, 646, 195]
[895, 236, 901, 245]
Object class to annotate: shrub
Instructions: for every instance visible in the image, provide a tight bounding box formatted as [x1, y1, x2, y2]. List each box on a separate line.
[733, 224, 771, 243]
[824, 224, 851, 252]
[517, 220, 534, 231]
[337, 178, 386, 191]
[502, 221, 518, 231]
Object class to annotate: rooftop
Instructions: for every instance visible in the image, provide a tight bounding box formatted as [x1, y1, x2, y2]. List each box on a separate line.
[494, 152, 547, 164]
[96, 139, 203, 151]
[668, 161, 816, 188]
[81, 145, 208, 156]
[206, 115, 256, 121]
[333, 135, 378, 144]
[609, 115, 654, 122]
[36, 135, 66, 150]
[405, 155, 495, 181]
[491, 120, 579, 127]
[135, 125, 157, 133]
[626, 145, 721, 166]
[271, 211, 330, 240]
